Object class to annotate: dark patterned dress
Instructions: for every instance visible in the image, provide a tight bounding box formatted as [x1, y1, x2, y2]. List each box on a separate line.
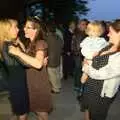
[2, 41, 29, 115]
[82, 43, 116, 120]
[26, 40, 53, 112]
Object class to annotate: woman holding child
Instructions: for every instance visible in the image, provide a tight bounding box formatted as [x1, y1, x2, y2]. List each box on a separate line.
[82, 20, 120, 120]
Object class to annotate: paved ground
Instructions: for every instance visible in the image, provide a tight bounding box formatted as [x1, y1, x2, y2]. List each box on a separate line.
[0, 77, 120, 120]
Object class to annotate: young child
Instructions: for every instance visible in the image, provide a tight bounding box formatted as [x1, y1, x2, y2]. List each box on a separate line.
[80, 21, 108, 85]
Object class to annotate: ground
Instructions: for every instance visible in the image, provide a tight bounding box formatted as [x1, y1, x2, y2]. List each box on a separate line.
[0, 77, 120, 120]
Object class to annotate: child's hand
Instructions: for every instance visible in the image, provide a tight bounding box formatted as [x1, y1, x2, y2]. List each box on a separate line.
[93, 52, 99, 57]
[83, 59, 89, 65]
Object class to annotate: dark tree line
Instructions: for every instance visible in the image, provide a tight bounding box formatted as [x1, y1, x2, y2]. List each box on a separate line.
[43, 0, 89, 23]
[0, 0, 92, 23]
[0, 0, 25, 19]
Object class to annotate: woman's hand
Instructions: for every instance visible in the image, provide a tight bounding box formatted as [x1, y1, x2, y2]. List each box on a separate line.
[9, 46, 21, 56]
[43, 57, 48, 66]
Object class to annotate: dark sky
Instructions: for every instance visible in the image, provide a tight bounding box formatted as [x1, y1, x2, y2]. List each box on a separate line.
[86, 0, 120, 21]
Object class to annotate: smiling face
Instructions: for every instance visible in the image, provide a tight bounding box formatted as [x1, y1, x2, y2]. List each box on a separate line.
[24, 21, 39, 42]
[108, 26, 120, 46]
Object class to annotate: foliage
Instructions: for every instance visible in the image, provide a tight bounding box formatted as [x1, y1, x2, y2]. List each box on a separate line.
[43, 0, 90, 23]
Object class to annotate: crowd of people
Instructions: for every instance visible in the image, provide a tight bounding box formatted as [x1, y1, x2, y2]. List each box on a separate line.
[0, 13, 120, 120]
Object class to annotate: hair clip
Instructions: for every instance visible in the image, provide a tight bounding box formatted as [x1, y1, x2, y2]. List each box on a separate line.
[33, 16, 41, 22]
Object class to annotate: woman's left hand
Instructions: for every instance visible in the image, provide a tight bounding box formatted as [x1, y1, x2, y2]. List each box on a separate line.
[43, 57, 48, 66]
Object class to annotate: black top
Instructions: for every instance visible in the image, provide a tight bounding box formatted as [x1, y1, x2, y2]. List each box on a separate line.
[1, 41, 29, 115]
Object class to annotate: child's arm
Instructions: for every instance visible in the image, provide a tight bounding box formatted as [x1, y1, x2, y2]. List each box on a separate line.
[81, 72, 88, 83]
[81, 58, 89, 83]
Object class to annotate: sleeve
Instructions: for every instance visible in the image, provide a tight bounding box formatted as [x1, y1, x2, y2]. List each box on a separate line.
[86, 54, 120, 80]
[80, 38, 87, 48]
[35, 40, 48, 57]
[81, 49, 96, 59]
[80, 38, 93, 59]
[35, 40, 48, 51]
[97, 38, 108, 51]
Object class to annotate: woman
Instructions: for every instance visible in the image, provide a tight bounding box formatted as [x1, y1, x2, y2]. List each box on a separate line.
[82, 20, 120, 120]
[0, 19, 29, 120]
[9, 16, 53, 120]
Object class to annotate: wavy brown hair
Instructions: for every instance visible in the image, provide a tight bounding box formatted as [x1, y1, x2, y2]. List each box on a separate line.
[26, 16, 45, 41]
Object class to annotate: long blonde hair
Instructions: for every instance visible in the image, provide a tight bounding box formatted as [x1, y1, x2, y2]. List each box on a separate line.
[0, 19, 17, 58]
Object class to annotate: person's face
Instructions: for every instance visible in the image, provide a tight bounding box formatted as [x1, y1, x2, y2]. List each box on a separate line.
[108, 26, 120, 45]
[24, 21, 38, 41]
[69, 22, 76, 31]
[9, 21, 19, 39]
[78, 21, 88, 31]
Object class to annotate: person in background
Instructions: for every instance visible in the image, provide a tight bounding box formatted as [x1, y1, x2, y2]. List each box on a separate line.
[46, 22, 63, 93]
[0, 19, 29, 120]
[56, 23, 64, 81]
[101, 20, 110, 41]
[63, 21, 76, 80]
[71, 19, 89, 92]
[9, 16, 53, 120]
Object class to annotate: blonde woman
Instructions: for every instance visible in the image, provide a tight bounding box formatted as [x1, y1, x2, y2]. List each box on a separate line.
[0, 19, 29, 120]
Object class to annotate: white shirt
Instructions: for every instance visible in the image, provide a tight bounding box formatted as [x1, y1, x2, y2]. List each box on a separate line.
[86, 52, 120, 98]
[56, 28, 64, 41]
[80, 37, 108, 59]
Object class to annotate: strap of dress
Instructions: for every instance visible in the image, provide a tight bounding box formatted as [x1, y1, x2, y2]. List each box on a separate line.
[92, 43, 117, 70]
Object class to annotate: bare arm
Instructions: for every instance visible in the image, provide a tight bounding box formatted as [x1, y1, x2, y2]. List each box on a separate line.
[83, 53, 120, 80]
[9, 46, 44, 69]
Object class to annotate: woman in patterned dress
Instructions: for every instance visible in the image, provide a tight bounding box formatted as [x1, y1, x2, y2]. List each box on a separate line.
[82, 19, 120, 120]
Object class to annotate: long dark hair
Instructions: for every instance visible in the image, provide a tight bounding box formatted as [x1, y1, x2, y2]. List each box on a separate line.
[110, 19, 120, 33]
[26, 16, 45, 41]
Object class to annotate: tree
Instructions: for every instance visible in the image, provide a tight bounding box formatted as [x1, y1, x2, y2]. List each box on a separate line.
[0, 0, 25, 19]
[43, 0, 89, 24]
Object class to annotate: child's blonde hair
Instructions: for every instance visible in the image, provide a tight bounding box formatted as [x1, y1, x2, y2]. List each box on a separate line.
[85, 21, 104, 37]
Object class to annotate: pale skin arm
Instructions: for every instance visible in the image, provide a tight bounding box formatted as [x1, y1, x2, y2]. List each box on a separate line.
[9, 46, 45, 69]
[83, 56, 120, 80]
